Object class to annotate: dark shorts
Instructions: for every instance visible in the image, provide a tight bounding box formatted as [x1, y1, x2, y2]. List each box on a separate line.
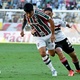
[55, 38, 74, 54]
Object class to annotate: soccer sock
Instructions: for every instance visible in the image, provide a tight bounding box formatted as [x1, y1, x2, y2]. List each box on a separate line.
[42, 55, 55, 71]
[60, 57, 72, 71]
[73, 61, 80, 70]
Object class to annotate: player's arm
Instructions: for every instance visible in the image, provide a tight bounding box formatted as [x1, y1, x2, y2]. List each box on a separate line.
[48, 19, 55, 42]
[20, 14, 27, 37]
[60, 19, 71, 28]
[66, 23, 71, 28]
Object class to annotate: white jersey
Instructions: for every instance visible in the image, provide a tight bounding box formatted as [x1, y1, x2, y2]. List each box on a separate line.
[53, 18, 67, 42]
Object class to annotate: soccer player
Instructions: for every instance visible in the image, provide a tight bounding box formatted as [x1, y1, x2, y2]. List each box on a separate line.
[44, 7, 80, 76]
[20, 3, 57, 76]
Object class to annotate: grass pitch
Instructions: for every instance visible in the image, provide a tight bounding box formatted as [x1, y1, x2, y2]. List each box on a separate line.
[0, 43, 80, 80]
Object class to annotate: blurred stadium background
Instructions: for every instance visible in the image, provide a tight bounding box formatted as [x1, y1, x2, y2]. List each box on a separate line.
[0, 0, 80, 10]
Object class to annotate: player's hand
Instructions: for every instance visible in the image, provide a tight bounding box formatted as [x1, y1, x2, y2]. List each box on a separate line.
[51, 34, 55, 42]
[31, 29, 36, 35]
[20, 30, 25, 37]
[66, 24, 71, 28]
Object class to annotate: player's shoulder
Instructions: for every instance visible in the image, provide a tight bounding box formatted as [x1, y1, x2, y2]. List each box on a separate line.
[35, 9, 50, 19]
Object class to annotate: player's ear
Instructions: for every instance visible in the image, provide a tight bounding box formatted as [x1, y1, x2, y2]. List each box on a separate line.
[52, 13, 53, 16]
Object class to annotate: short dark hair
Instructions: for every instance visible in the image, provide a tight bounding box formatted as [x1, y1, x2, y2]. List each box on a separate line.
[44, 7, 52, 12]
[24, 3, 33, 12]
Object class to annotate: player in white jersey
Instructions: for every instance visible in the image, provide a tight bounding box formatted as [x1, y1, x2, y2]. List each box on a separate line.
[44, 7, 80, 76]
[53, 19, 67, 42]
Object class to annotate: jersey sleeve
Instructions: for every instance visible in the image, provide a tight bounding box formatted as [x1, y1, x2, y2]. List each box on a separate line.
[35, 10, 51, 20]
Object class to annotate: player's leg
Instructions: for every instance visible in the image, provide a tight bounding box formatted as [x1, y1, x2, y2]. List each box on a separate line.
[39, 46, 57, 76]
[62, 38, 80, 73]
[36, 39, 57, 76]
[46, 40, 74, 76]
[68, 51, 80, 73]
[46, 40, 57, 76]
[46, 41, 55, 57]
[55, 46, 74, 76]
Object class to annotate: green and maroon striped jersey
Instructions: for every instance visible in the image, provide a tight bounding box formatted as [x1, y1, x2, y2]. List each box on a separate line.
[25, 10, 51, 37]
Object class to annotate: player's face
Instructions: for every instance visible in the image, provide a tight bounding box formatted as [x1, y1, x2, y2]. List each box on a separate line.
[26, 11, 34, 18]
[44, 10, 53, 18]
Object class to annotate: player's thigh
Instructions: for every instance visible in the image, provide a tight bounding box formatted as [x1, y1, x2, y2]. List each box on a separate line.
[36, 39, 47, 56]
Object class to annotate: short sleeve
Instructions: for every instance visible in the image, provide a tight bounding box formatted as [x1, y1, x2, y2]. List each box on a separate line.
[35, 10, 51, 20]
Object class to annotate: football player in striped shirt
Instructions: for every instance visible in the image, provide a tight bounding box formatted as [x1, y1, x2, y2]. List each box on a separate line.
[20, 3, 57, 76]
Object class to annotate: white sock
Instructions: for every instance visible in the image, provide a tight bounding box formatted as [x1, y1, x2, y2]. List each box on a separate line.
[42, 55, 55, 71]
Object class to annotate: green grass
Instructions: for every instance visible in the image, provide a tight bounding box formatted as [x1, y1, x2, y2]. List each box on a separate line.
[0, 43, 80, 80]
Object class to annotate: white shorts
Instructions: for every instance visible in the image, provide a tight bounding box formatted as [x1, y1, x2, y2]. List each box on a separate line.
[33, 34, 55, 50]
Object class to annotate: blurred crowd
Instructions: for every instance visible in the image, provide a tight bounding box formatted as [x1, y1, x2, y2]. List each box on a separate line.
[0, 0, 80, 23]
[0, 0, 80, 10]
[0, 9, 80, 24]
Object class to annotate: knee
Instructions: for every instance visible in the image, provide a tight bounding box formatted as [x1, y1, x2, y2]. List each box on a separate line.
[55, 48, 65, 58]
[55, 47, 62, 54]
[39, 50, 46, 57]
[48, 50, 55, 57]
[50, 53, 55, 57]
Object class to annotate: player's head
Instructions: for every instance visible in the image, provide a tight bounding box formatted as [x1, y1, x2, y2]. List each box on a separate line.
[44, 7, 53, 18]
[24, 3, 34, 18]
